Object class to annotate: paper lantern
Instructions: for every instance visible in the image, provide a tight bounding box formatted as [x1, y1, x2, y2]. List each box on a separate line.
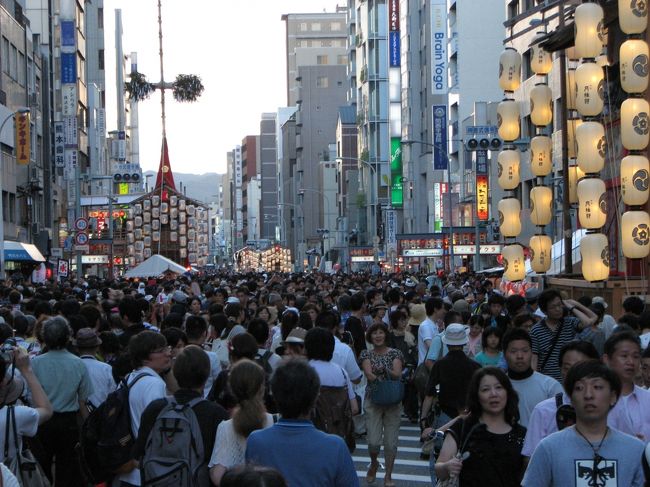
[581, 233, 609, 281]
[576, 121, 606, 173]
[161, 202, 169, 213]
[152, 231, 160, 242]
[179, 200, 186, 211]
[530, 84, 553, 127]
[621, 155, 650, 205]
[578, 178, 607, 229]
[567, 119, 583, 159]
[530, 186, 553, 226]
[566, 69, 577, 110]
[499, 48, 522, 92]
[143, 212, 151, 224]
[497, 149, 521, 190]
[144, 248, 152, 259]
[152, 207, 160, 219]
[144, 236, 151, 247]
[531, 39, 553, 75]
[575, 62, 604, 116]
[502, 244, 526, 281]
[497, 100, 520, 142]
[620, 39, 649, 94]
[574, 2, 604, 59]
[151, 195, 160, 207]
[498, 198, 521, 237]
[621, 97, 650, 150]
[531, 136, 552, 176]
[530, 234, 552, 273]
[619, 0, 648, 35]
[622, 210, 650, 258]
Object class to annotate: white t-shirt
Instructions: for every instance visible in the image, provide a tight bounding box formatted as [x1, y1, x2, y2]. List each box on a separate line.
[417, 317, 437, 364]
[510, 371, 563, 428]
[208, 414, 274, 469]
[332, 337, 362, 382]
[117, 367, 166, 486]
[80, 355, 116, 409]
[309, 360, 355, 400]
[256, 348, 282, 371]
[203, 350, 222, 398]
[0, 464, 19, 487]
[0, 405, 39, 462]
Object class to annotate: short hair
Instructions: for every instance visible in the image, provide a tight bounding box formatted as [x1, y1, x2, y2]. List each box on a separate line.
[118, 296, 141, 323]
[425, 297, 444, 316]
[128, 330, 167, 368]
[41, 316, 71, 349]
[220, 465, 287, 487]
[350, 292, 365, 312]
[481, 326, 502, 350]
[603, 330, 641, 357]
[466, 367, 519, 425]
[173, 344, 210, 389]
[305, 327, 334, 361]
[162, 327, 187, 348]
[0, 323, 13, 345]
[559, 340, 600, 364]
[563, 359, 622, 399]
[60, 298, 81, 318]
[33, 300, 53, 318]
[617, 313, 641, 332]
[247, 318, 270, 345]
[502, 328, 532, 351]
[512, 313, 535, 329]
[229, 333, 258, 361]
[315, 310, 339, 331]
[505, 295, 526, 316]
[365, 322, 389, 344]
[13, 315, 29, 337]
[160, 312, 184, 331]
[487, 294, 506, 306]
[538, 289, 563, 313]
[271, 359, 320, 419]
[224, 302, 242, 319]
[623, 296, 645, 315]
[443, 310, 461, 328]
[388, 309, 406, 329]
[79, 304, 101, 329]
[184, 315, 208, 341]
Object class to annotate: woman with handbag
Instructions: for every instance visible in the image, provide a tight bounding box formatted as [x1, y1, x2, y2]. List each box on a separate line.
[435, 367, 526, 487]
[360, 323, 404, 487]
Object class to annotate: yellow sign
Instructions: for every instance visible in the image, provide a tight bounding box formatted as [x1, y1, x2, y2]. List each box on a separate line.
[119, 183, 129, 195]
[476, 175, 489, 221]
[15, 112, 30, 165]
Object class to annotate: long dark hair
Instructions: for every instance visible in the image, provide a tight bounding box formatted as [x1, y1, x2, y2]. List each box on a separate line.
[465, 367, 520, 426]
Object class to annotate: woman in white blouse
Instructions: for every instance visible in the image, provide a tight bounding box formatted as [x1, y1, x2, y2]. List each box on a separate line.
[208, 359, 273, 486]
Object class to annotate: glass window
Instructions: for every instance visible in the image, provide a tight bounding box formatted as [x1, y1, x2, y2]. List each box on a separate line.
[311, 22, 321, 31]
[10, 45, 17, 79]
[331, 22, 342, 31]
[317, 55, 328, 65]
[300, 23, 308, 31]
[316, 76, 329, 88]
[98, 49, 104, 70]
[18, 52, 25, 86]
[321, 40, 332, 47]
[337, 55, 347, 65]
[98, 8, 103, 29]
[1, 38, 8, 74]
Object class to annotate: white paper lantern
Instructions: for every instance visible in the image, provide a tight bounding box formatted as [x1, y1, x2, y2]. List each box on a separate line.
[161, 202, 169, 213]
[577, 178, 607, 229]
[531, 38, 553, 75]
[497, 149, 521, 190]
[497, 100, 520, 142]
[576, 121, 606, 173]
[619, 0, 648, 35]
[180, 212, 187, 223]
[152, 231, 160, 242]
[575, 62, 604, 116]
[530, 84, 553, 127]
[498, 198, 521, 237]
[143, 212, 151, 224]
[134, 229, 143, 240]
[144, 236, 151, 247]
[580, 233, 609, 282]
[499, 48, 522, 92]
[574, 2, 604, 59]
[180, 249, 187, 259]
[152, 195, 160, 207]
[530, 234, 552, 274]
[143, 200, 151, 211]
[152, 207, 160, 219]
[621, 155, 650, 205]
[621, 97, 650, 150]
[502, 244, 526, 281]
[530, 186, 553, 226]
[170, 232, 178, 242]
[180, 236, 187, 247]
[144, 248, 152, 258]
[569, 166, 586, 205]
[620, 39, 649, 94]
[161, 214, 169, 225]
[531, 136, 552, 176]
[134, 216, 142, 227]
[134, 204, 142, 215]
[179, 200, 186, 211]
[152, 219, 160, 231]
[622, 210, 650, 258]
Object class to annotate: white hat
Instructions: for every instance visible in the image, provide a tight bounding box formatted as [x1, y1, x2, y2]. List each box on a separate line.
[592, 296, 608, 309]
[442, 323, 469, 346]
[226, 296, 240, 304]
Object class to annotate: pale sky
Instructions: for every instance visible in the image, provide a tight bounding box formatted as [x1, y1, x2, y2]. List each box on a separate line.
[104, 0, 342, 176]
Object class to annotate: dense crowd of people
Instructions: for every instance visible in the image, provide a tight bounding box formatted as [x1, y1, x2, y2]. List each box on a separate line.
[0, 270, 648, 486]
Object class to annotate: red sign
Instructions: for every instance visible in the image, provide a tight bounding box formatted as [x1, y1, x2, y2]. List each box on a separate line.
[389, 0, 400, 31]
[476, 175, 489, 221]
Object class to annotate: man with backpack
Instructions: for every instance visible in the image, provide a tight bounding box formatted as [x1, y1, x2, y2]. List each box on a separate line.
[134, 345, 228, 487]
[247, 319, 282, 372]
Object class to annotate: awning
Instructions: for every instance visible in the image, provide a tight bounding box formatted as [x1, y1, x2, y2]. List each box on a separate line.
[4, 241, 46, 262]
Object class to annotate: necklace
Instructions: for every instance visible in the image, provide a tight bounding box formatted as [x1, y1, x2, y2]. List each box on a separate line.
[574, 426, 609, 481]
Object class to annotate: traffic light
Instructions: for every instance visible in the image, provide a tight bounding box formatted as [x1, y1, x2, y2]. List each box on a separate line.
[113, 173, 141, 182]
[465, 137, 502, 151]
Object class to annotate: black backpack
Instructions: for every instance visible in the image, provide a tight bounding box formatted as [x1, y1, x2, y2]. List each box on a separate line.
[78, 373, 150, 484]
[254, 350, 276, 413]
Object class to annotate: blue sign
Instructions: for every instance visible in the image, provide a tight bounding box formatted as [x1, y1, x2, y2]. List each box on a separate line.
[61, 53, 77, 84]
[389, 32, 400, 67]
[433, 105, 448, 170]
[61, 21, 75, 47]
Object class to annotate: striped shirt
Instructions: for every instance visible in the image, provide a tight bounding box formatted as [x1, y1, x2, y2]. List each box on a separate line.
[530, 317, 581, 381]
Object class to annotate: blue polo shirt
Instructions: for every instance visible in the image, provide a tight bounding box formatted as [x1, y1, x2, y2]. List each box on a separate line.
[246, 419, 359, 487]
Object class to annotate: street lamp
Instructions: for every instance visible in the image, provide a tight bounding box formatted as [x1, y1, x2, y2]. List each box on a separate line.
[0, 108, 30, 280]
[335, 156, 378, 245]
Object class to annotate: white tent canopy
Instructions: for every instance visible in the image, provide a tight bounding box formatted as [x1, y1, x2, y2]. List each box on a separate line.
[125, 254, 186, 278]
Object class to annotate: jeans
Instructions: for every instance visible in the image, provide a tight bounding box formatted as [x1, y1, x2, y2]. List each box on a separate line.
[428, 411, 451, 485]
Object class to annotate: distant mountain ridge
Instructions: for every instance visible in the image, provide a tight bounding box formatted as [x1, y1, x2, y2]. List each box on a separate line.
[144, 171, 222, 204]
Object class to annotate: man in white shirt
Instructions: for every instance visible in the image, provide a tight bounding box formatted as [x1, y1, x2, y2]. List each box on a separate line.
[116, 331, 170, 487]
[316, 310, 362, 383]
[418, 297, 445, 365]
[185, 316, 221, 397]
[74, 328, 116, 410]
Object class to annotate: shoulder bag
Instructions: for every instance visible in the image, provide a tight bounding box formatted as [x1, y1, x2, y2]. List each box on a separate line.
[3, 406, 50, 487]
[368, 351, 405, 406]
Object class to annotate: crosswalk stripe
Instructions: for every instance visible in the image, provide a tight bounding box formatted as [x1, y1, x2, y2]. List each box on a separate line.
[355, 444, 423, 453]
[398, 435, 421, 441]
[355, 471, 432, 482]
[352, 456, 429, 467]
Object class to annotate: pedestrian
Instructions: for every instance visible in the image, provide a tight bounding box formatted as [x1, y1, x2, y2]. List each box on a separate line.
[220, 465, 287, 487]
[473, 326, 503, 367]
[245, 360, 359, 487]
[359, 323, 404, 486]
[185, 315, 222, 397]
[522, 360, 645, 486]
[435, 367, 526, 486]
[208, 360, 274, 486]
[74, 327, 116, 410]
